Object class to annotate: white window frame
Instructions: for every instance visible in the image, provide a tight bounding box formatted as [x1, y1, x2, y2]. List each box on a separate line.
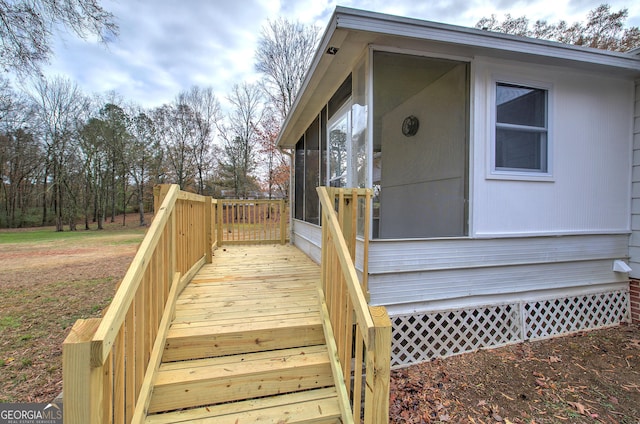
[488, 76, 554, 181]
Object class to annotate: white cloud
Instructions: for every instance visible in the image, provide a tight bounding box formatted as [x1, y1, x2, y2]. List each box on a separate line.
[42, 0, 640, 109]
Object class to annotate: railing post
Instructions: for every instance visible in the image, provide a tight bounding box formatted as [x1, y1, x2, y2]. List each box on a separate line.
[153, 184, 171, 214]
[205, 197, 213, 263]
[63, 318, 104, 424]
[216, 200, 223, 247]
[364, 306, 392, 424]
[279, 199, 286, 244]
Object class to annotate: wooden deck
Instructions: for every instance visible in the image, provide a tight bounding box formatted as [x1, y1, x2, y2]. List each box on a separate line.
[145, 244, 342, 423]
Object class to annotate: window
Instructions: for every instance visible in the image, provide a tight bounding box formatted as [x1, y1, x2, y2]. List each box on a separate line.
[328, 109, 350, 187]
[494, 82, 548, 174]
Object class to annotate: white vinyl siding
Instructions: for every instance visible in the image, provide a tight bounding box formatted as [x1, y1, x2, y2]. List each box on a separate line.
[367, 235, 629, 312]
[475, 58, 633, 236]
[291, 220, 322, 264]
[630, 80, 640, 278]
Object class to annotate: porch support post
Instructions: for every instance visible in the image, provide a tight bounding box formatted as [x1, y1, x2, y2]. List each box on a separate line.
[364, 306, 391, 424]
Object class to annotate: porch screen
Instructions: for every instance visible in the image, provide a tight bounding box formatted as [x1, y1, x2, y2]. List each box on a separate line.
[373, 51, 469, 238]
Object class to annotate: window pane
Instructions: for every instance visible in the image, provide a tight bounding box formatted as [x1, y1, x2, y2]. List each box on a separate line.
[305, 117, 320, 224]
[294, 138, 304, 220]
[496, 128, 547, 172]
[328, 75, 352, 119]
[329, 115, 348, 187]
[320, 106, 327, 186]
[497, 84, 546, 127]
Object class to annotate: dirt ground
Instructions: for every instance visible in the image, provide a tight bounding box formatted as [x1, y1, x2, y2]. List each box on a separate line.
[1, 217, 639, 423]
[0, 215, 149, 403]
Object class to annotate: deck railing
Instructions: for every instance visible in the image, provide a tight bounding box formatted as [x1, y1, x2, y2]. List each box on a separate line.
[63, 184, 215, 423]
[217, 198, 288, 245]
[317, 187, 391, 424]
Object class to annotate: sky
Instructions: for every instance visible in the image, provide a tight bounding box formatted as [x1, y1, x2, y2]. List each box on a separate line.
[44, 0, 640, 109]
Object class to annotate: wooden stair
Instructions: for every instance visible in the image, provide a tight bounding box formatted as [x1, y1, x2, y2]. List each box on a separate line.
[144, 245, 343, 423]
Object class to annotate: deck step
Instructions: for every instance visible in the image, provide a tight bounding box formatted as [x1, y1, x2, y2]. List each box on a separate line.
[163, 314, 325, 362]
[148, 345, 334, 414]
[145, 387, 342, 424]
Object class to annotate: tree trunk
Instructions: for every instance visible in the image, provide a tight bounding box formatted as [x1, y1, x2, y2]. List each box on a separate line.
[55, 184, 63, 232]
[138, 182, 145, 226]
[41, 171, 48, 226]
[111, 165, 116, 223]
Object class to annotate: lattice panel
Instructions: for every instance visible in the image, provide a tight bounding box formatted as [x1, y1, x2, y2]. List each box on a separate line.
[391, 305, 521, 368]
[389, 290, 630, 368]
[525, 290, 630, 340]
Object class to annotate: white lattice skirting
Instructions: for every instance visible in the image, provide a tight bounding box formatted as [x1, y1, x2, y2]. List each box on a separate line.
[390, 289, 630, 368]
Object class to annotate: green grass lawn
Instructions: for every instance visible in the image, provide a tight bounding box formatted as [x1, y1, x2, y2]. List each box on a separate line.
[0, 227, 146, 244]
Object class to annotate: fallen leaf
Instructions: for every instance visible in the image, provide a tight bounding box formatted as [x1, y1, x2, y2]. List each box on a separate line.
[548, 355, 561, 363]
[439, 414, 450, 421]
[493, 414, 503, 422]
[567, 401, 587, 415]
[477, 400, 487, 407]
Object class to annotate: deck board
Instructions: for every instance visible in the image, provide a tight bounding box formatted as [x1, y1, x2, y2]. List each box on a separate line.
[147, 244, 339, 421]
[170, 244, 321, 325]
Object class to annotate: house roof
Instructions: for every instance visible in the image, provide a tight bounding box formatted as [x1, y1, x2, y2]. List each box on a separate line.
[277, 6, 640, 149]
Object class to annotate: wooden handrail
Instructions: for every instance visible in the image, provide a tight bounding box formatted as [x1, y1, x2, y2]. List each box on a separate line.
[63, 184, 216, 424]
[318, 188, 375, 339]
[317, 186, 391, 424]
[90, 185, 179, 365]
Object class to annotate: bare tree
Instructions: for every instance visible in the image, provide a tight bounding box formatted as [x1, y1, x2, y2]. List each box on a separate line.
[254, 108, 289, 199]
[476, 4, 640, 51]
[0, 127, 43, 227]
[255, 18, 320, 120]
[0, 0, 118, 76]
[153, 103, 198, 190]
[218, 83, 263, 199]
[30, 76, 87, 231]
[98, 102, 130, 224]
[177, 86, 221, 194]
[127, 108, 160, 225]
[78, 116, 108, 229]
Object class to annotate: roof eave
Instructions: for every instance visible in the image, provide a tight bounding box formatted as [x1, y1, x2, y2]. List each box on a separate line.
[276, 7, 640, 149]
[335, 6, 640, 71]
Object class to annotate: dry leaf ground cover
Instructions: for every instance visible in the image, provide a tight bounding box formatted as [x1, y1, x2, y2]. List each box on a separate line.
[390, 323, 640, 423]
[1, 218, 639, 424]
[0, 215, 148, 403]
